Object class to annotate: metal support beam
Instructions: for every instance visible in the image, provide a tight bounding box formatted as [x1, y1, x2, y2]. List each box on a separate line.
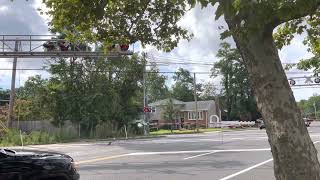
[0, 35, 133, 58]
[0, 51, 133, 58]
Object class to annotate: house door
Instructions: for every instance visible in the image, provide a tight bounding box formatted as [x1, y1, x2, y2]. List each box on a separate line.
[181, 118, 185, 129]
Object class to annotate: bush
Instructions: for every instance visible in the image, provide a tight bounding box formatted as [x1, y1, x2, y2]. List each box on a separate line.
[0, 129, 57, 146]
[94, 122, 119, 139]
[25, 131, 56, 145]
[54, 127, 78, 142]
[159, 124, 171, 130]
[127, 124, 144, 136]
[0, 130, 22, 146]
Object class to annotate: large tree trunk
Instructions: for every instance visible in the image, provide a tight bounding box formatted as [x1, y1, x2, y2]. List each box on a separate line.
[231, 27, 320, 179]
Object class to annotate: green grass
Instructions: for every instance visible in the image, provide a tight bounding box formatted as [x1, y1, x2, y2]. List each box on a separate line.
[150, 128, 221, 135]
[0, 130, 57, 146]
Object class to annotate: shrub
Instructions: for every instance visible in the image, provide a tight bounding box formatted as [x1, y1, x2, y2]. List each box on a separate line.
[54, 127, 78, 142]
[0, 129, 57, 146]
[94, 122, 119, 139]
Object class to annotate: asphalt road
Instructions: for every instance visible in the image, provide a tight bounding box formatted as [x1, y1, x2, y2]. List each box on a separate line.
[23, 122, 320, 180]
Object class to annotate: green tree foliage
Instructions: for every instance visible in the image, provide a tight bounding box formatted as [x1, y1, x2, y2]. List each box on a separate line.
[15, 55, 145, 135]
[47, 55, 145, 133]
[0, 88, 10, 101]
[212, 42, 258, 121]
[273, 4, 320, 74]
[15, 75, 50, 121]
[41, 0, 192, 51]
[172, 68, 195, 102]
[298, 95, 320, 119]
[147, 63, 169, 103]
[162, 98, 180, 133]
[200, 82, 216, 100]
[0, 89, 10, 122]
[42, 0, 320, 178]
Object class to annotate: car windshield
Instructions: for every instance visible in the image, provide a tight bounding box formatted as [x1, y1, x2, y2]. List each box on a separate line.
[1, 1, 320, 180]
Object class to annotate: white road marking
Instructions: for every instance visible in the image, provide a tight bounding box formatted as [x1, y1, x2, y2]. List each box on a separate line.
[128, 148, 271, 156]
[218, 158, 274, 180]
[184, 151, 217, 160]
[128, 150, 214, 156]
[218, 141, 320, 180]
[230, 138, 245, 140]
[313, 140, 320, 144]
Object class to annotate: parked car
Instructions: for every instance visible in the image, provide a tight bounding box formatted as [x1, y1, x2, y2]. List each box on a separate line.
[305, 121, 311, 127]
[259, 122, 266, 130]
[258, 118, 311, 129]
[0, 148, 79, 180]
[256, 118, 265, 129]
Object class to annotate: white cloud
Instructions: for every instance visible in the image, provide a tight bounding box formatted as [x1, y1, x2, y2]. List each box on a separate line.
[0, 5, 8, 13]
[279, 34, 314, 64]
[0, 0, 50, 88]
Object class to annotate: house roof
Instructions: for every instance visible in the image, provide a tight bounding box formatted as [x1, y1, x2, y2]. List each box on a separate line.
[181, 100, 215, 111]
[148, 99, 215, 111]
[148, 98, 185, 106]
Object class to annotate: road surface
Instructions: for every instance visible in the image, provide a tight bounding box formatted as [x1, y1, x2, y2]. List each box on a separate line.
[21, 123, 320, 180]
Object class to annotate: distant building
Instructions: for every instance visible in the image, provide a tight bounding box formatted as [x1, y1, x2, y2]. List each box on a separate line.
[148, 98, 219, 129]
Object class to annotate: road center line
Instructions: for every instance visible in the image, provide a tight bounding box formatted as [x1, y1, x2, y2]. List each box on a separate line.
[75, 154, 129, 165]
[184, 151, 217, 160]
[128, 148, 271, 156]
[218, 141, 320, 180]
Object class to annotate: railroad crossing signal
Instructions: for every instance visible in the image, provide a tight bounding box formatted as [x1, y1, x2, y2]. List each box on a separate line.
[2, 35, 134, 128]
[143, 107, 151, 113]
[289, 79, 296, 86]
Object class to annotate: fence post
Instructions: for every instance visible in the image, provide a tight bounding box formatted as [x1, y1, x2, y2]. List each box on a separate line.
[124, 125, 128, 140]
[19, 130, 24, 148]
[78, 123, 81, 138]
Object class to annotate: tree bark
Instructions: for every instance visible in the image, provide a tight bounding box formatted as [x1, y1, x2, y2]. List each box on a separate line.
[230, 27, 320, 179]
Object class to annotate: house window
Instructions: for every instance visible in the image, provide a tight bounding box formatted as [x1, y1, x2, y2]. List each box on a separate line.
[151, 106, 156, 113]
[188, 111, 203, 120]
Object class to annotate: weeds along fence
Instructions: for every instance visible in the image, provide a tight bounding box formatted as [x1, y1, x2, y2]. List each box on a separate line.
[11, 120, 143, 139]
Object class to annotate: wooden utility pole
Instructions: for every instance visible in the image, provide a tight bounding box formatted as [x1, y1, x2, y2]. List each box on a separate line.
[193, 73, 199, 132]
[143, 53, 149, 135]
[7, 41, 19, 128]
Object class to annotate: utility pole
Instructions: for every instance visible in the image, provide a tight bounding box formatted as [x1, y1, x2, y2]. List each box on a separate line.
[7, 40, 19, 128]
[314, 102, 317, 120]
[215, 96, 222, 123]
[193, 73, 199, 132]
[143, 53, 149, 135]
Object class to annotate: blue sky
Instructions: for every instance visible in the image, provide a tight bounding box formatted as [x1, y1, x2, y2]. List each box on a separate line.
[0, 0, 318, 101]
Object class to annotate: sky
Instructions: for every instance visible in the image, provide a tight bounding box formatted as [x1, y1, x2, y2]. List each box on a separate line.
[0, 0, 318, 101]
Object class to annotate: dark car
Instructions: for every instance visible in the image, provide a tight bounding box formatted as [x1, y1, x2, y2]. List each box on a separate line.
[0, 148, 79, 180]
[256, 118, 265, 129]
[259, 123, 266, 129]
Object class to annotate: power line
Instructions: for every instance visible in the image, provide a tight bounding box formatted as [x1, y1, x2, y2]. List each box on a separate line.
[0, 68, 213, 74]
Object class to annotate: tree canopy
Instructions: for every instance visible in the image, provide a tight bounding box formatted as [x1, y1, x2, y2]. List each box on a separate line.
[41, 0, 320, 179]
[171, 68, 198, 102]
[146, 63, 169, 103]
[212, 42, 258, 121]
